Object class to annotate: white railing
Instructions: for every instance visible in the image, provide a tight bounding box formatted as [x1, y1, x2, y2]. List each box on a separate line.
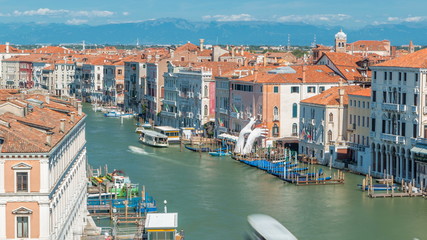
[411, 105, 418, 114]
[382, 103, 406, 112]
[163, 99, 176, 106]
[161, 111, 177, 118]
[380, 133, 406, 144]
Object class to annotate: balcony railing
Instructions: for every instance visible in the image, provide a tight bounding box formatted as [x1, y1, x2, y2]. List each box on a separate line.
[160, 111, 177, 118]
[382, 103, 406, 112]
[219, 108, 228, 115]
[230, 112, 238, 118]
[380, 133, 406, 144]
[163, 99, 177, 106]
[411, 105, 418, 114]
[415, 138, 427, 145]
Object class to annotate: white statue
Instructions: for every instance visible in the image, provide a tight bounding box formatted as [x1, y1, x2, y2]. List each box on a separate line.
[234, 117, 256, 154]
[241, 127, 268, 155]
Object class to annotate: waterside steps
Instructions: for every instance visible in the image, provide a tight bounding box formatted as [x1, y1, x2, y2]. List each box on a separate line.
[360, 174, 427, 199]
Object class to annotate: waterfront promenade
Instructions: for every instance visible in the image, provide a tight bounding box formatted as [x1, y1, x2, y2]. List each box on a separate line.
[84, 105, 427, 240]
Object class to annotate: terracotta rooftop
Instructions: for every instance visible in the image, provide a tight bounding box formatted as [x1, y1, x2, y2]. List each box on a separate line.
[0, 93, 84, 153]
[374, 48, 427, 68]
[349, 88, 371, 97]
[175, 42, 199, 53]
[301, 85, 363, 106]
[235, 65, 344, 84]
[347, 40, 390, 52]
[0, 44, 23, 53]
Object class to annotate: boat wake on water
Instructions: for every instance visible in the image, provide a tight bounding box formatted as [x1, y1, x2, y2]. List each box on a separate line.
[128, 146, 150, 155]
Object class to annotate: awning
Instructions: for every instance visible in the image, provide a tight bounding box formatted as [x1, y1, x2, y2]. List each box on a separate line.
[411, 146, 427, 155]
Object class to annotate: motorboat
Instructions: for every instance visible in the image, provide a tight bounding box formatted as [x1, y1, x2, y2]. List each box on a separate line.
[139, 130, 169, 147]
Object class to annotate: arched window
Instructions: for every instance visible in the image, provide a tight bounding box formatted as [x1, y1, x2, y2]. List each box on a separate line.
[328, 130, 333, 143]
[273, 106, 279, 121]
[204, 85, 208, 98]
[329, 113, 334, 122]
[204, 105, 208, 116]
[272, 124, 279, 137]
[292, 103, 298, 118]
[292, 123, 298, 136]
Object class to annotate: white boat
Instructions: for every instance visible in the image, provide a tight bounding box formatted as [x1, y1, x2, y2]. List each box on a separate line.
[139, 130, 169, 147]
[154, 126, 180, 143]
[104, 111, 122, 117]
[247, 214, 297, 240]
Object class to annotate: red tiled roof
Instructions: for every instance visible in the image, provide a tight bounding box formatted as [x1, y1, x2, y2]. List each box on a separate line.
[235, 65, 343, 84]
[374, 48, 427, 68]
[0, 94, 84, 153]
[301, 85, 363, 105]
[175, 43, 199, 52]
[347, 40, 390, 52]
[349, 88, 371, 97]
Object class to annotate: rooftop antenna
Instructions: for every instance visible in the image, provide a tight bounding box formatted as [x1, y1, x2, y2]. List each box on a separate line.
[287, 34, 291, 51]
[311, 34, 317, 48]
[82, 40, 85, 51]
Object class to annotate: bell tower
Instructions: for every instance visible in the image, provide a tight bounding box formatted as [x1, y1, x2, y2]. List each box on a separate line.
[335, 29, 347, 53]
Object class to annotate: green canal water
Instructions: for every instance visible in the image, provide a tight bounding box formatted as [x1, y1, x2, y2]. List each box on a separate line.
[84, 106, 427, 240]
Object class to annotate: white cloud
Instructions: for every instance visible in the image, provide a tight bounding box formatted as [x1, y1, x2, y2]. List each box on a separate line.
[14, 8, 69, 16]
[404, 16, 424, 22]
[277, 14, 351, 23]
[72, 10, 114, 17]
[122, 12, 129, 16]
[387, 17, 399, 21]
[12, 8, 114, 18]
[66, 18, 88, 25]
[203, 14, 255, 22]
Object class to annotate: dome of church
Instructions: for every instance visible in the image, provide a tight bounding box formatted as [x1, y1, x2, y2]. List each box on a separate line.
[335, 29, 347, 40]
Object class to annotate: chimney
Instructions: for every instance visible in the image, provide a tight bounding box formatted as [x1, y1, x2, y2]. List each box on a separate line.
[263, 54, 267, 67]
[77, 101, 82, 116]
[199, 39, 205, 51]
[45, 132, 53, 146]
[231, 47, 235, 58]
[70, 112, 75, 123]
[59, 119, 66, 133]
[302, 64, 307, 83]
[45, 95, 50, 104]
[6, 42, 9, 54]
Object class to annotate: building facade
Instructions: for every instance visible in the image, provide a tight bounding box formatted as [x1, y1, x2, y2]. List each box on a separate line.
[0, 92, 88, 239]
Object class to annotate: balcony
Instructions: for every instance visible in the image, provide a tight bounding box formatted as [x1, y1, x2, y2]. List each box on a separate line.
[416, 138, 427, 145]
[163, 99, 177, 106]
[219, 108, 228, 115]
[161, 111, 177, 118]
[380, 133, 406, 144]
[349, 142, 366, 151]
[381, 103, 406, 112]
[371, 102, 376, 109]
[230, 112, 238, 119]
[164, 85, 178, 91]
[411, 105, 418, 114]
[370, 132, 376, 138]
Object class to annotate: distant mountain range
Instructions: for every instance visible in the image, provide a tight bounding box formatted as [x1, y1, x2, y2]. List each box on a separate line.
[0, 18, 425, 46]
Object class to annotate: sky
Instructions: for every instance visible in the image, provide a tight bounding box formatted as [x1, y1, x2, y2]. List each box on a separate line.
[0, 0, 425, 28]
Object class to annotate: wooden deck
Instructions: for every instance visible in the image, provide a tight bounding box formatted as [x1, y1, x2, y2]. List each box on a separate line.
[369, 192, 425, 198]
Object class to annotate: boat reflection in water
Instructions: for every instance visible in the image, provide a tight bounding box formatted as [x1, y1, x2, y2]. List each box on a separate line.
[247, 214, 297, 240]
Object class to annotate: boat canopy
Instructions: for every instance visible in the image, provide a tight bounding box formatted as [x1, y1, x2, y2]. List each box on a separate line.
[142, 130, 168, 139]
[247, 214, 297, 240]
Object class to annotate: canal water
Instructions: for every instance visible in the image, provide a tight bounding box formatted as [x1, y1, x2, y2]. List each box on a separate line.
[84, 106, 427, 240]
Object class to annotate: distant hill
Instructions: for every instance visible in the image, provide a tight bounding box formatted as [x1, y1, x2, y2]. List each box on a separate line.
[0, 18, 425, 46]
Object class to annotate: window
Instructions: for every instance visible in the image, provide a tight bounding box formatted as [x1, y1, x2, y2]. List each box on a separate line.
[414, 123, 418, 137]
[358, 116, 360, 126]
[372, 118, 376, 132]
[291, 86, 299, 93]
[402, 93, 406, 105]
[373, 71, 377, 80]
[273, 86, 279, 93]
[272, 124, 279, 137]
[367, 117, 370, 128]
[292, 123, 298, 136]
[17, 216, 29, 238]
[350, 100, 352, 106]
[362, 116, 365, 127]
[363, 101, 365, 108]
[328, 130, 333, 143]
[383, 91, 387, 103]
[389, 72, 393, 80]
[358, 101, 360, 108]
[16, 172, 28, 192]
[415, 73, 419, 82]
[329, 113, 333, 122]
[399, 72, 402, 81]
[414, 94, 418, 106]
[204, 105, 208, 116]
[273, 106, 279, 120]
[404, 72, 407, 81]
[384, 72, 387, 80]
[319, 86, 325, 93]
[349, 114, 352, 124]
[292, 103, 298, 118]
[307, 86, 316, 93]
[204, 85, 208, 98]
[372, 91, 376, 102]
[402, 122, 406, 137]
